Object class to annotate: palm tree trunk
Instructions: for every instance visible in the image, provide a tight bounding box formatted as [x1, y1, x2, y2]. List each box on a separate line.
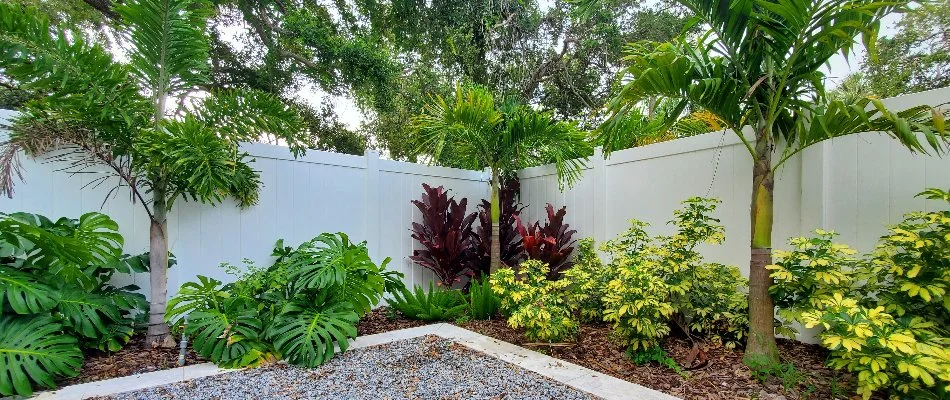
[489, 168, 501, 271]
[744, 131, 780, 365]
[146, 181, 171, 347]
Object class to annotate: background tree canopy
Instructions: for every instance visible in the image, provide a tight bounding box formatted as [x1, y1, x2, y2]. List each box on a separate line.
[832, 1, 950, 101]
[0, 0, 691, 162]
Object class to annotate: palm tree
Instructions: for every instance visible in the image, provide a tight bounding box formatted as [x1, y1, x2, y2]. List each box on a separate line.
[413, 86, 590, 271]
[597, 0, 949, 364]
[0, 0, 307, 345]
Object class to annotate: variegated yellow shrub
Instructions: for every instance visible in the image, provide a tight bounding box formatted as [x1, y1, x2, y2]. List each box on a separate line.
[769, 188, 950, 399]
[596, 198, 748, 351]
[490, 260, 578, 342]
[563, 238, 611, 322]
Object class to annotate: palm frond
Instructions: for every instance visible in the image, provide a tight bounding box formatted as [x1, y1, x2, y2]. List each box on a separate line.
[194, 89, 308, 157]
[414, 85, 590, 188]
[117, 0, 211, 101]
[778, 98, 949, 166]
[138, 116, 254, 208]
[411, 85, 502, 169]
[503, 109, 591, 187]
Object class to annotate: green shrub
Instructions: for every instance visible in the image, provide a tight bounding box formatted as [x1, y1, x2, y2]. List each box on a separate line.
[389, 282, 467, 321]
[563, 238, 610, 322]
[167, 232, 402, 369]
[585, 198, 748, 352]
[601, 248, 673, 351]
[0, 212, 145, 397]
[769, 188, 950, 399]
[491, 260, 578, 342]
[468, 276, 500, 320]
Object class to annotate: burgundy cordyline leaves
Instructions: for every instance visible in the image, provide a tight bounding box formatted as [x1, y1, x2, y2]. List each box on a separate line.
[473, 178, 525, 276]
[409, 184, 477, 286]
[516, 203, 577, 280]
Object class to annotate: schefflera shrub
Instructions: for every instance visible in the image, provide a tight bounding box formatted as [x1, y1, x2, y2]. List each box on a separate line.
[575, 198, 748, 353]
[769, 188, 950, 400]
[490, 259, 579, 342]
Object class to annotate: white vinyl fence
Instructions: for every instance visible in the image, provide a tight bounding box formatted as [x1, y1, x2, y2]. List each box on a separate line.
[0, 109, 490, 297]
[519, 87, 950, 277]
[3, 87, 950, 304]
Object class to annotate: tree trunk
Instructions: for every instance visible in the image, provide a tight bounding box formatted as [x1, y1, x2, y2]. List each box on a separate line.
[146, 182, 172, 347]
[744, 131, 780, 365]
[489, 168, 501, 271]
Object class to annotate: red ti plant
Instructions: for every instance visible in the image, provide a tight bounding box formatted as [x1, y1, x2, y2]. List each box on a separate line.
[409, 184, 478, 286]
[474, 178, 525, 276]
[516, 203, 577, 280]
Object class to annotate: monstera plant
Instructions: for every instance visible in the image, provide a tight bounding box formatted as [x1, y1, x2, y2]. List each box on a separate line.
[166, 233, 403, 369]
[0, 212, 146, 397]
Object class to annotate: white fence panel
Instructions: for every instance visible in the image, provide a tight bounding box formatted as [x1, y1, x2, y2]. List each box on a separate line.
[0, 109, 490, 298]
[519, 87, 950, 276]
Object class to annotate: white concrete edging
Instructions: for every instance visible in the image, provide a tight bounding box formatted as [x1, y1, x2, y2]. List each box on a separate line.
[34, 324, 678, 400]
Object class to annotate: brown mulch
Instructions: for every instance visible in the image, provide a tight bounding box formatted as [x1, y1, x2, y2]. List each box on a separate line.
[63, 311, 859, 400]
[61, 335, 201, 386]
[364, 308, 860, 400]
[356, 306, 431, 336]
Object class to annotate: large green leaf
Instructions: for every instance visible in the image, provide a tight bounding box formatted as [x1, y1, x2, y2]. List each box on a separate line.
[186, 299, 271, 368]
[0, 266, 58, 314]
[0, 212, 124, 276]
[285, 233, 386, 316]
[0, 315, 82, 397]
[166, 275, 230, 326]
[267, 294, 358, 368]
[56, 286, 125, 339]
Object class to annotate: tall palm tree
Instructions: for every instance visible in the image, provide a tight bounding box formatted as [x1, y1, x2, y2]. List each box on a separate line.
[0, 0, 307, 345]
[597, 0, 949, 363]
[413, 86, 590, 271]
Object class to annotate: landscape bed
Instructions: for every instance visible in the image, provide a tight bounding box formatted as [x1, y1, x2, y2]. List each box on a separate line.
[89, 335, 596, 400]
[59, 309, 855, 400]
[359, 310, 856, 400]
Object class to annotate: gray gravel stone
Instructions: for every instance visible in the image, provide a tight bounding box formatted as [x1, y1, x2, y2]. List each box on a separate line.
[96, 335, 599, 400]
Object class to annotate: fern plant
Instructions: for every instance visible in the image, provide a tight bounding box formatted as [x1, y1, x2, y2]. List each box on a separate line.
[167, 232, 401, 369]
[468, 276, 500, 320]
[0, 212, 144, 397]
[389, 282, 468, 321]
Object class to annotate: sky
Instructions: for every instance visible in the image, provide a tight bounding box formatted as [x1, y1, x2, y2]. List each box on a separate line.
[281, 4, 903, 130]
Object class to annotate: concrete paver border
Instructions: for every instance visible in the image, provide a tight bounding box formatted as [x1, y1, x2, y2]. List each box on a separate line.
[33, 323, 678, 400]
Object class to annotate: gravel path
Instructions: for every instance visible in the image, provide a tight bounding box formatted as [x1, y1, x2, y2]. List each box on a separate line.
[95, 335, 598, 400]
